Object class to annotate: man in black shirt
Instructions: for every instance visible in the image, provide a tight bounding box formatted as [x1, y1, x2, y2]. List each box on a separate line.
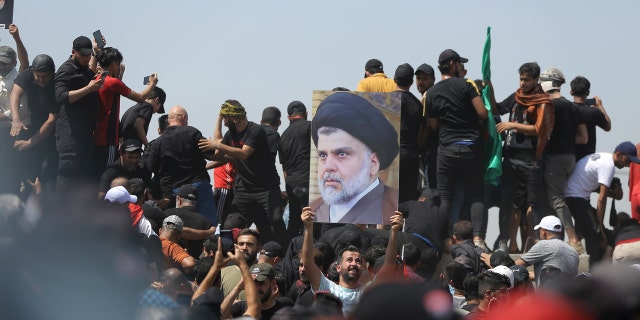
[146, 106, 217, 225]
[570, 76, 611, 161]
[414, 63, 438, 195]
[7, 54, 59, 191]
[279, 100, 310, 240]
[260, 106, 281, 161]
[394, 63, 424, 203]
[120, 86, 166, 148]
[98, 139, 146, 198]
[54, 36, 104, 187]
[425, 49, 488, 248]
[199, 100, 285, 246]
[540, 67, 588, 253]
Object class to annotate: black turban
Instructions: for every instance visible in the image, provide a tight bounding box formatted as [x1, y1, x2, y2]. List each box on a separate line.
[311, 92, 399, 170]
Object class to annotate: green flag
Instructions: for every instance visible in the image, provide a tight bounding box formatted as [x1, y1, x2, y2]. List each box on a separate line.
[481, 26, 502, 185]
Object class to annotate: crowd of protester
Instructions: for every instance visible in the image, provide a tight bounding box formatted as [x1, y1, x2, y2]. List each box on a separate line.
[2, 26, 640, 320]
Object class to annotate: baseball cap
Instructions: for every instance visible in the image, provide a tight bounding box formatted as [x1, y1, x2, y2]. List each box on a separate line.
[394, 63, 414, 87]
[365, 58, 384, 73]
[414, 63, 435, 76]
[251, 263, 276, 281]
[261, 106, 281, 122]
[438, 49, 468, 64]
[261, 241, 283, 257]
[0, 46, 16, 64]
[104, 186, 137, 204]
[72, 36, 93, 56]
[31, 54, 55, 72]
[120, 139, 142, 152]
[177, 184, 198, 201]
[615, 141, 640, 164]
[287, 100, 306, 116]
[490, 265, 515, 288]
[540, 67, 565, 92]
[509, 265, 529, 284]
[534, 215, 563, 233]
[163, 215, 184, 232]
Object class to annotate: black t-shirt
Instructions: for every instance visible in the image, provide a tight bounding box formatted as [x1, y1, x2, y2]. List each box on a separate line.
[14, 69, 58, 137]
[54, 58, 99, 134]
[263, 125, 280, 161]
[575, 103, 608, 160]
[120, 102, 154, 141]
[278, 118, 310, 185]
[497, 92, 537, 161]
[425, 78, 482, 145]
[231, 298, 289, 320]
[399, 90, 424, 152]
[545, 96, 585, 155]
[98, 162, 146, 193]
[222, 122, 279, 191]
[146, 125, 210, 198]
[398, 198, 448, 251]
[164, 206, 212, 258]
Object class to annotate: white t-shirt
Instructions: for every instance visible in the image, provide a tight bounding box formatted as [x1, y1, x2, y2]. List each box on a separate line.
[314, 274, 365, 315]
[565, 152, 615, 200]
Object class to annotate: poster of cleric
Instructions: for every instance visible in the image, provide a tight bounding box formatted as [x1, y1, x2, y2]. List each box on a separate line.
[308, 90, 400, 225]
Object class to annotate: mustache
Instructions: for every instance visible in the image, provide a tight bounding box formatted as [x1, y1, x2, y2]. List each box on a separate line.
[321, 173, 343, 184]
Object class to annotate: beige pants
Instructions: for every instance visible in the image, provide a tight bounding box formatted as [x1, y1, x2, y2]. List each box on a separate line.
[612, 241, 640, 265]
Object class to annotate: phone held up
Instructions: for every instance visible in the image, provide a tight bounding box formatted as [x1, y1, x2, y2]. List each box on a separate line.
[143, 75, 150, 85]
[93, 30, 106, 49]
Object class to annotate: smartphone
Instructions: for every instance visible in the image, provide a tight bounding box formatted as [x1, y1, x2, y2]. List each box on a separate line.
[586, 98, 596, 106]
[93, 30, 105, 49]
[100, 71, 109, 80]
[143, 76, 150, 85]
[220, 229, 234, 242]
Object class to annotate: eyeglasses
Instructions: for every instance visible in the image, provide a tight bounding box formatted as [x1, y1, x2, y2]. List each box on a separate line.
[260, 251, 276, 257]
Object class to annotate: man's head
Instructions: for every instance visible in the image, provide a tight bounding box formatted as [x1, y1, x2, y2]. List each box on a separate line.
[452, 220, 473, 242]
[394, 63, 414, 89]
[540, 67, 565, 93]
[168, 106, 188, 126]
[311, 92, 399, 206]
[71, 36, 93, 67]
[96, 47, 123, 77]
[147, 86, 166, 114]
[159, 268, 193, 302]
[220, 99, 247, 132]
[534, 215, 563, 239]
[236, 228, 261, 265]
[414, 63, 435, 95]
[299, 248, 325, 283]
[31, 54, 55, 87]
[176, 184, 197, 208]
[0, 46, 16, 77]
[129, 178, 146, 205]
[437, 49, 468, 77]
[477, 270, 511, 308]
[287, 100, 307, 120]
[258, 241, 282, 265]
[570, 76, 591, 98]
[364, 58, 383, 77]
[250, 263, 278, 304]
[104, 186, 137, 204]
[119, 139, 142, 172]
[336, 245, 363, 285]
[261, 106, 281, 129]
[613, 141, 640, 169]
[157, 114, 169, 135]
[518, 62, 541, 94]
[161, 215, 184, 241]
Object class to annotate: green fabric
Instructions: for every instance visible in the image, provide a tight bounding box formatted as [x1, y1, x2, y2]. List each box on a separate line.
[481, 26, 503, 185]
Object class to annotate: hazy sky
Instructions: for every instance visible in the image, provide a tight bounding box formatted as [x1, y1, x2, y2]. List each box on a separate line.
[10, 0, 639, 236]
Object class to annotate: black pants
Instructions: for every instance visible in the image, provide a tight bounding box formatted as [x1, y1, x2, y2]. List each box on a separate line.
[566, 197, 606, 265]
[285, 180, 308, 241]
[399, 149, 419, 203]
[498, 157, 540, 241]
[232, 188, 287, 247]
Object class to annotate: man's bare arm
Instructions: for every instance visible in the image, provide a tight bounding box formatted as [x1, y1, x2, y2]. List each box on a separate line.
[301, 207, 322, 291]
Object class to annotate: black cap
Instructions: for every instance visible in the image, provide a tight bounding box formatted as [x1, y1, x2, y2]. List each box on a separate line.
[415, 63, 435, 76]
[31, 54, 55, 72]
[120, 139, 142, 152]
[261, 106, 281, 122]
[261, 241, 283, 257]
[286, 100, 306, 116]
[394, 63, 414, 87]
[72, 36, 93, 56]
[177, 184, 198, 201]
[312, 92, 399, 170]
[438, 49, 468, 64]
[365, 58, 384, 74]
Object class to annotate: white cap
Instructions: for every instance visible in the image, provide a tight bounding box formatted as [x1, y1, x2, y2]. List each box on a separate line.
[534, 215, 562, 233]
[104, 186, 137, 204]
[490, 265, 514, 288]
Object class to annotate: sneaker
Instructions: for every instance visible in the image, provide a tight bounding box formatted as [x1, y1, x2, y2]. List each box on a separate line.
[569, 241, 585, 255]
[474, 239, 491, 253]
[497, 240, 509, 253]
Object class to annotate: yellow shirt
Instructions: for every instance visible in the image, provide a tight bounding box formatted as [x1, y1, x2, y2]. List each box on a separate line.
[356, 73, 397, 92]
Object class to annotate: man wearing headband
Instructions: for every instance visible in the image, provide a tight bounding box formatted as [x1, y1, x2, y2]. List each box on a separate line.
[199, 100, 286, 246]
[309, 92, 399, 225]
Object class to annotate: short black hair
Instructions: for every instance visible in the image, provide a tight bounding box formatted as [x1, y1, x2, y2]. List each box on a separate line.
[223, 212, 248, 230]
[97, 47, 123, 68]
[463, 272, 480, 301]
[337, 245, 361, 263]
[148, 86, 166, 104]
[402, 243, 421, 266]
[453, 220, 473, 241]
[570, 76, 591, 97]
[364, 245, 386, 267]
[158, 114, 169, 134]
[477, 270, 510, 299]
[445, 260, 473, 290]
[519, 62, 541, 79]
[237, 228, 261, 245]
[194, 256, 215, 284]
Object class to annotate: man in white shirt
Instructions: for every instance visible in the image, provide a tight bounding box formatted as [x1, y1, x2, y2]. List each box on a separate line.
[565, 141, 640, 265]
